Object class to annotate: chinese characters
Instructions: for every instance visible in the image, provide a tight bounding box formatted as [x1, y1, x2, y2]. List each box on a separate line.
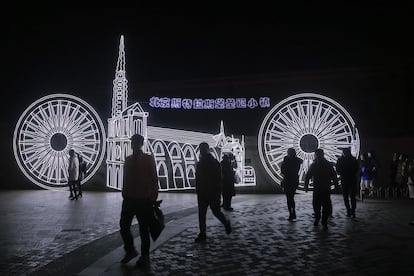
[149, 97, 270, 109]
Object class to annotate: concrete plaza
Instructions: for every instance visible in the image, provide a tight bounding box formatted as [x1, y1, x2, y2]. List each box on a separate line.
[1, 189, 414, 275]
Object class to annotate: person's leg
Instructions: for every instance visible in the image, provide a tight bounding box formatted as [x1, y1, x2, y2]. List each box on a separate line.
[77, 179, 82, 197]
[321, 192, 330, 229]
[285, 192, 292, 220]
[228, 195, 233, 210]
[222, 194, 230, 210]
[68, 181, 75, 198]
[360, 180, 366, 201]
[313, 193, 321, 225]
[290, 191, 296, 219]
[342, 184, 351, 216]
[324, 196, 332, 217]
[137, 201, 152, 256]
[119, 200, 138, 263]
[73, 180, 79, 199]
[286, 191, 295, 220]
[367, 179, 373, 196]
[210, 198, 231, 234]
[197, 196, 209, 238]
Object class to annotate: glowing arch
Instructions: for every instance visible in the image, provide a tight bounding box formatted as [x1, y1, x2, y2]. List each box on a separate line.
[13, 94, 106, 190]
[182, 143, 197, 188]
[156, 161, 169, 190]
[173, 163, 185, 189]
[258, 93, 360, 190]
[168, 142, 183, 159]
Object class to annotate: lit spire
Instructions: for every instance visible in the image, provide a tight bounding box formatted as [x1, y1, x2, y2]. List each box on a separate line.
[220, 120, 225, 134]
[213, 120, 227, 148]
[116, 35, 126, 72]
[111, 35, 128, 117]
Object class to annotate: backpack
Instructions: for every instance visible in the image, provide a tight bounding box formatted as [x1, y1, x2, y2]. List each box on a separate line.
[78, 155, 87, 175]
[80, 161, 87, 174]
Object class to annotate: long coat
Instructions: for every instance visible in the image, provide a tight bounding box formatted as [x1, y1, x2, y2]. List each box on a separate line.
[221, 159, 235, 197]
[196, 153, 222, 200]
[281, 156, 303, 193]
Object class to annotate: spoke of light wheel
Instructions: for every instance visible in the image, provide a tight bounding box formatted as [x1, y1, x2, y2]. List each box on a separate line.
[315, 113, 340, 137]
[19, 129, 46, 143]
[321, 120, 347, 137]
[273, 120, 301, 139]
[279, 112, 303, 135]
[287, 105, 305, 134]
[37, 109, 54, 133]
[313, 106, 332, 131]
[268, 129, 299, 143]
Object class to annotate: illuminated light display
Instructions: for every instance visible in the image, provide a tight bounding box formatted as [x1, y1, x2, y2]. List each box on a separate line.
[149, 96, 270, 109]
[258, 93, 360, 190]
[13, 94, 106, 190]
[106, 36, 256, 191]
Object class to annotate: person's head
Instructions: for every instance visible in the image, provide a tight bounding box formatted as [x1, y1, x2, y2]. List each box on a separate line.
[69, 149, 75, 157]
[287, 148, 296, 158]
[342, 147, 351, 157]
[130, 134, 144, 152]
[199, 142, 210, 156]
[222, 154, 229, 161]
[314, 148, 324, 161]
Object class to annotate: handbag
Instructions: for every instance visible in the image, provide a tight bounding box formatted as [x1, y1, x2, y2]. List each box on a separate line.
[149, 200, 165, 241]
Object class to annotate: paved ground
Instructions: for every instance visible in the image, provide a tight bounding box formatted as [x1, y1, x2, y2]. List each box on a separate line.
[1, 190, 414, 275]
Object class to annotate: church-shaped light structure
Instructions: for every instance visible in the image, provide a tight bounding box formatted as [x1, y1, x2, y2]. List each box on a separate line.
[106, 36, 256, 191]
[106, 36, 149, 190]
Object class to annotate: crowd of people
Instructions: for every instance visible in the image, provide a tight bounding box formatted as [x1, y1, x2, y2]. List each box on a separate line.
[66, 135, 413, 270]
[390, 152, 414, 199]
[353, 150, 414, 200]
[279, 147, 414, 231]
[115, 135, 235, 269]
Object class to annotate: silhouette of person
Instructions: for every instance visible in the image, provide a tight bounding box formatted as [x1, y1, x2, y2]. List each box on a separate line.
[120, 134, 159, 269]
[406, 158, 414, 199]
[280, 148, 303, 221]
[76, 154, 86, 198]
[68, 149, 79, 200]
[360, 151, 378, 199]
[195, 142, 231, 242]
[305, 148, 338, 230]
[221, 154, 236, 211]
[367, 150, 379, 193]
[336, 148, 359, 218]
[390, 152, 400, 191]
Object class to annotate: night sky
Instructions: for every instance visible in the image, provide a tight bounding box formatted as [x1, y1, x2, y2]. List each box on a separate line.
[3, 2, 414, 140]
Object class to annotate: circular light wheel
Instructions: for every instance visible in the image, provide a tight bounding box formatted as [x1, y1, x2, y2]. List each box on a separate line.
[13, 94, 106, 190]
[258, 93, 360, 190]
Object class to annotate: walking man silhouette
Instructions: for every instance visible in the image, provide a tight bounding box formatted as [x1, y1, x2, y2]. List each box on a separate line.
[281, 148, 303, 221]
[195, 142, 231, 242]
[305, 149, 338, 230]
[120, 134, 159, 269]
[336, 148, 359, 218]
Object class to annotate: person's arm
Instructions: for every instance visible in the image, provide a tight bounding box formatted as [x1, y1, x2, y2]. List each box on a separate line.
[122, 159, 128, 198]
[149, 155, 159, 202]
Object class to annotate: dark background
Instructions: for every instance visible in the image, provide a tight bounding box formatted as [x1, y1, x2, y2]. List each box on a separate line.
[2, 2, 413, 189]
